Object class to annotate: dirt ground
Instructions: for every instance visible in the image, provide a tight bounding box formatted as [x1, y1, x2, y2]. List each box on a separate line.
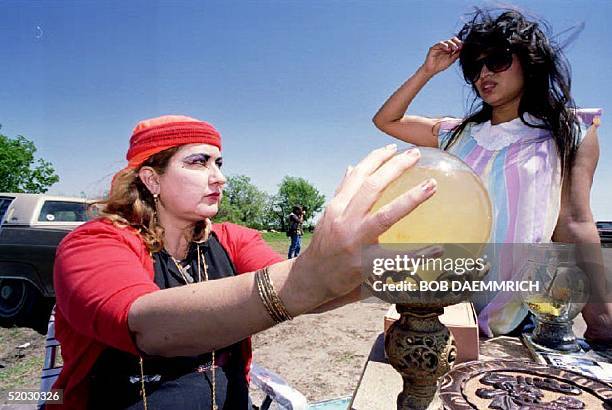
[249, 299, 389, 404]
[0, 326, 47, 403]
[0, 299, 390, 406]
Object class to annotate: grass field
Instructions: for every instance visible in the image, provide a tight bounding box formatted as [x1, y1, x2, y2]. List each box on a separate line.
[261, 231, 312, 255]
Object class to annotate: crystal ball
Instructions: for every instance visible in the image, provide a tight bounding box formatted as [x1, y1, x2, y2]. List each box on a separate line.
[367, 148, 492, 297]
[371, 147, 492, 246]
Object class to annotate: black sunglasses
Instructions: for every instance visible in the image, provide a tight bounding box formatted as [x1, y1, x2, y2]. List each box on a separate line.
[463, 48, 513, 83]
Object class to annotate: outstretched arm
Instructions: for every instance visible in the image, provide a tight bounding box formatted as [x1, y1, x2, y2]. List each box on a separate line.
[373, 37, 462, 147]
[552, 125, 611, 342]
[127, 146, 437, 356]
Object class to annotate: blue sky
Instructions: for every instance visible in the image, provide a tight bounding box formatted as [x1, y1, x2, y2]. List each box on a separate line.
[1, 0, 611, 219]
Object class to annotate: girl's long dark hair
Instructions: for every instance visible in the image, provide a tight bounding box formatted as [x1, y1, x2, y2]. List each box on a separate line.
[445, 8, 580, 176]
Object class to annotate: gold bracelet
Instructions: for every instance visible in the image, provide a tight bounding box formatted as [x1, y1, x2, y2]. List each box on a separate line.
[255, 267, 292, 323]
[256, 273, 282, 323]
[264, 267, 292, 321]
[256, 268, 285, 323]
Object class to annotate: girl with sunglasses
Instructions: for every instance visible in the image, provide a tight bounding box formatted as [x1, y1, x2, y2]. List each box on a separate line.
[373, 9, 610, 341]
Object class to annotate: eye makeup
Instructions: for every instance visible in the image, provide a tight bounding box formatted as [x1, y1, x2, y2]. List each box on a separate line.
[183, 153, 223, 168]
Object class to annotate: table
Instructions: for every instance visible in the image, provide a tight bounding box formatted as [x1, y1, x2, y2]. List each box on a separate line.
[350, 317, 592, 410]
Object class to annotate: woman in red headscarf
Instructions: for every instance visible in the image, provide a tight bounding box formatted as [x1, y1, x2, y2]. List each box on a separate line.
[47, 115, 437, 409]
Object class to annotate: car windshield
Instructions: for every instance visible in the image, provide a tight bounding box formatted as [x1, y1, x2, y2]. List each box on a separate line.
[38, 200, 91, 222]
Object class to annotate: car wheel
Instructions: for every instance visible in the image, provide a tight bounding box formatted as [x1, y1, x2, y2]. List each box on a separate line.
[0, 278, 40, 327]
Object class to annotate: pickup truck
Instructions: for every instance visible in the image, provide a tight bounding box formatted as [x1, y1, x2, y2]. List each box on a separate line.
[0, 193, 95, 329]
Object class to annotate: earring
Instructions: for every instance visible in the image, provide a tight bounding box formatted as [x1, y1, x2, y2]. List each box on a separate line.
[151, 194, 160, 226]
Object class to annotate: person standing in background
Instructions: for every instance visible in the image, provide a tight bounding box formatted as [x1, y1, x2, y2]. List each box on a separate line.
[287, 205, 304, 259]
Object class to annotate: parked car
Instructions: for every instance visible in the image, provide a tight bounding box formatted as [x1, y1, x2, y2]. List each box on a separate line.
[0, 193, 96, 329]
[597, 221, 612, 247]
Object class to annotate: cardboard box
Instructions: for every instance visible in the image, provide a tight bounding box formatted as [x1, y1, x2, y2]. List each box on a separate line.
[383, 302, 479, 363]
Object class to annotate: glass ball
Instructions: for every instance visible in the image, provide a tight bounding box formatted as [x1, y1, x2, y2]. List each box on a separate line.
[371, 147, 492, 246]
[368, 148, 492, 293]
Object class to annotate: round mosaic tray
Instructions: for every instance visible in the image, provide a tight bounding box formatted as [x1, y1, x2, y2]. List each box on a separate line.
[438, 360, 612, 409]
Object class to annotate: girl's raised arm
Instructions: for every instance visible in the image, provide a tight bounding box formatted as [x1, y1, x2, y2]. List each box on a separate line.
[373, 37, 462, 147]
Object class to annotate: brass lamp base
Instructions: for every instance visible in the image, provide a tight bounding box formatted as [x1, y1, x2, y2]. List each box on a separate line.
[384, 305, 457, 410]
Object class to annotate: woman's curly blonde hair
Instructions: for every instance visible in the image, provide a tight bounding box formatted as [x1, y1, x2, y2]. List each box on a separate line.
[96, 147, 210, 254]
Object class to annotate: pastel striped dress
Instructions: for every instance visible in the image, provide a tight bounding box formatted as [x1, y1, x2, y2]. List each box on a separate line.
[437, 109, 601, 336]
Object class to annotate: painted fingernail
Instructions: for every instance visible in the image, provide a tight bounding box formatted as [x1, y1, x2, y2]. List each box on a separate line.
[421, 178, 437, 193]
[406, 148, 420, 158]
[386, 143, 397, 151]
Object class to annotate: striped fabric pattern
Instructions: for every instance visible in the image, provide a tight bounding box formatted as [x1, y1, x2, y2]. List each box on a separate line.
[437, 109, 601, 336]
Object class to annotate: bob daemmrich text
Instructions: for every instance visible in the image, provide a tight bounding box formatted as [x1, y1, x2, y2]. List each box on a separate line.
[370, 279, 540, 293]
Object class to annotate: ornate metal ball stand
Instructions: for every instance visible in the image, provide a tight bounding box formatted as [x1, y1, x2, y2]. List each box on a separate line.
[372, 242, 488, 410]
[529, 319, 581, 352]
[385, 304, 458, 410]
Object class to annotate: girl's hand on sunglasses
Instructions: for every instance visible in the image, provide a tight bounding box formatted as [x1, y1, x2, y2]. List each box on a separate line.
[421, 37, 463, 76]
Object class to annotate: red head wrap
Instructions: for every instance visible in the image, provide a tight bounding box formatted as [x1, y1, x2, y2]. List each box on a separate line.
[126, 115, 222, 169]
[110, 115, 222, 192]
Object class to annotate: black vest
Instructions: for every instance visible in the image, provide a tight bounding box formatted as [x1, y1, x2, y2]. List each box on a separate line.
[87, 233, 250, 409]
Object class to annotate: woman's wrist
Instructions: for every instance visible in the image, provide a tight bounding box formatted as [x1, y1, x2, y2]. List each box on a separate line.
[416, 64, 437, 80]
[255, 267, 293, 323]
[269, 254, 329, 318]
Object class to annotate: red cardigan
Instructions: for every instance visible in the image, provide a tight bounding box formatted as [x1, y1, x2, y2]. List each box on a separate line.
[50, 219, 283, 409]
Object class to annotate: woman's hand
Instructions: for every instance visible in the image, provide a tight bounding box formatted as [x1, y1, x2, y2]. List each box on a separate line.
[583, 303, 612, 343]
[295, 145, 437, 300]
[372, 38, 463, 146]
[420, 37, 462, 76]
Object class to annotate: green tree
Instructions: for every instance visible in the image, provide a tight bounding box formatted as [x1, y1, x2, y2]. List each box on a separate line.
[215, 175, 269, 229]
[0, 133, 59, 193]
[273, 176, 325, 231]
